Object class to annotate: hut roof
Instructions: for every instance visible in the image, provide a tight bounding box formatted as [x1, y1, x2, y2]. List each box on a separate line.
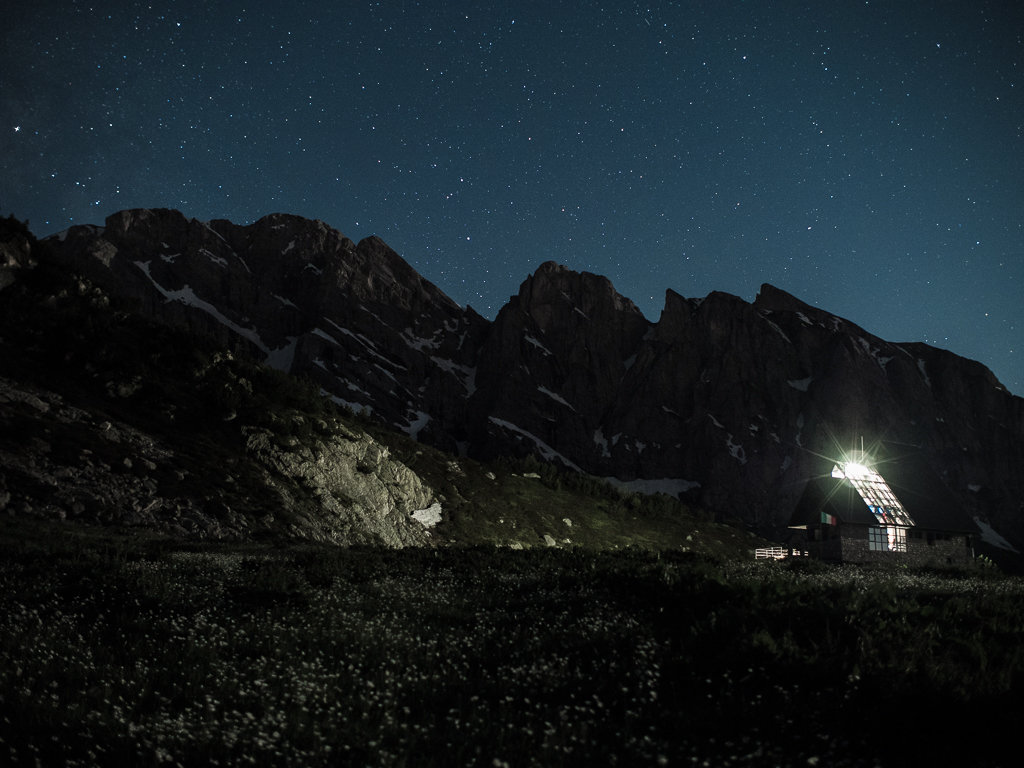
[790, 441, 979, 534]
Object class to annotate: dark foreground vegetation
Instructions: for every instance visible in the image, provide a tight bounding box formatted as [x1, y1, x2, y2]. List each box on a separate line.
[2, 517, 1022, 767]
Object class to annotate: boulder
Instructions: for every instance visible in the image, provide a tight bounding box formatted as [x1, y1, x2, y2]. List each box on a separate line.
[241, 427, 439, 547]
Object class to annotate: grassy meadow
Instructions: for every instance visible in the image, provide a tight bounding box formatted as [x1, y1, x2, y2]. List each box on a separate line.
[3, 515, 1024, 768]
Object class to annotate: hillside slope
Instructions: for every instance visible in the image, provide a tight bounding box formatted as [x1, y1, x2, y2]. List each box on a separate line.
[36, 209, 1024, 550]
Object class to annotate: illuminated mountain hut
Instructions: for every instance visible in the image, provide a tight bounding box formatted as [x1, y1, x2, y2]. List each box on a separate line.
[788, 442, 979, 566]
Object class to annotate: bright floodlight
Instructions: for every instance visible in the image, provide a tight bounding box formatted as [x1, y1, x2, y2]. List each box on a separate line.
[844, 462, 869, 478]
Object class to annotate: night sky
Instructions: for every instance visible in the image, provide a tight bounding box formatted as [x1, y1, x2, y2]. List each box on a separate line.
[3, 1, 1022, 394]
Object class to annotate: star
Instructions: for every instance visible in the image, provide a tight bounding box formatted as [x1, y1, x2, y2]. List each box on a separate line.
[13, 126, 19, 132]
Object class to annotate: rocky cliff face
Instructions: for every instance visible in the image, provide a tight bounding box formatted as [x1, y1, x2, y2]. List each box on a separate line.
[39, 209, 1024, 549]
[467, 262, 652, 469]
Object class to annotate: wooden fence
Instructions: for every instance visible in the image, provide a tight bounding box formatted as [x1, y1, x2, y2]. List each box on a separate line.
[754, 547, 810, 560]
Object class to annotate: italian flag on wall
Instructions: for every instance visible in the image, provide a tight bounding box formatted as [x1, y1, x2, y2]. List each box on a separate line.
[820, 512, 837, 525]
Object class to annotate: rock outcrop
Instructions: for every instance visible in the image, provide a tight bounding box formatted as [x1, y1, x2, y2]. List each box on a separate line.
[241, 425, 437, 547]
[37, 209, 1024, 549]
[0, 375, 439, 546]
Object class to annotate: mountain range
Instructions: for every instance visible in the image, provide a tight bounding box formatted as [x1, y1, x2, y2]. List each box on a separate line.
[5, 207, 1022, 554]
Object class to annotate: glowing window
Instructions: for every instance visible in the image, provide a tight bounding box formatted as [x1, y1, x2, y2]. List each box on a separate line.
[868, 526, 907, 553]
[832, 463, 915, 528]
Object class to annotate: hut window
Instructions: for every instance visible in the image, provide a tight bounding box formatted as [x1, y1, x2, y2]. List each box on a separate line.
[868, 526, 907, 553]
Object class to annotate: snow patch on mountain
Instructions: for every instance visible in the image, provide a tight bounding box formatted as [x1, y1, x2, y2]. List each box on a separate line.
[265, 337, 298, 372]
[412, 502, 442, 527]
[430, 357, 477, 396]
[918, 359, 932, 388]
[538, 386, 574, 410]
[275, 294, 298, 308]
[329, 320, 406, 369]
[312, 327, 341, 346]
[193, 219, 228, 244]
[974, 517, 1019, 553]
[488, 418, 582, 471]
[201, 248, 228, 268]
[134, 260, 272, 355]
[759, 312, 792, 344]
[402, 328, 441, 352]
[524, 333, 553, 356]
[402, 411, 431, 440]
[858, 337, 892, 372]
[725, 434, 746, 464]
[373, 363, 398, 383]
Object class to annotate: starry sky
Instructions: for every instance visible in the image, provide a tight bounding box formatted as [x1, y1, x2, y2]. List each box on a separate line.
[2, 0, 1022, 394]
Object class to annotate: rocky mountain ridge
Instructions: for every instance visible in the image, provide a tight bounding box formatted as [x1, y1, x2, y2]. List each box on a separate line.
[3, 215, 737, 555]
[32, 209, 1024, 550]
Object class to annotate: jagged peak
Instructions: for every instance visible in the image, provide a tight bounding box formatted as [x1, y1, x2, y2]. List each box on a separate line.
[356, 235, 398, 252]
[104, 207, 190, 235]
[753, 283, 818, 315]
[703, 289, 748, 306]
[653, 288, 692, 334]
[661, 287, 748, 314]
[518, 261, 646, 331]
[253, 211, 325, 227]
[534, 260, 570, 276]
